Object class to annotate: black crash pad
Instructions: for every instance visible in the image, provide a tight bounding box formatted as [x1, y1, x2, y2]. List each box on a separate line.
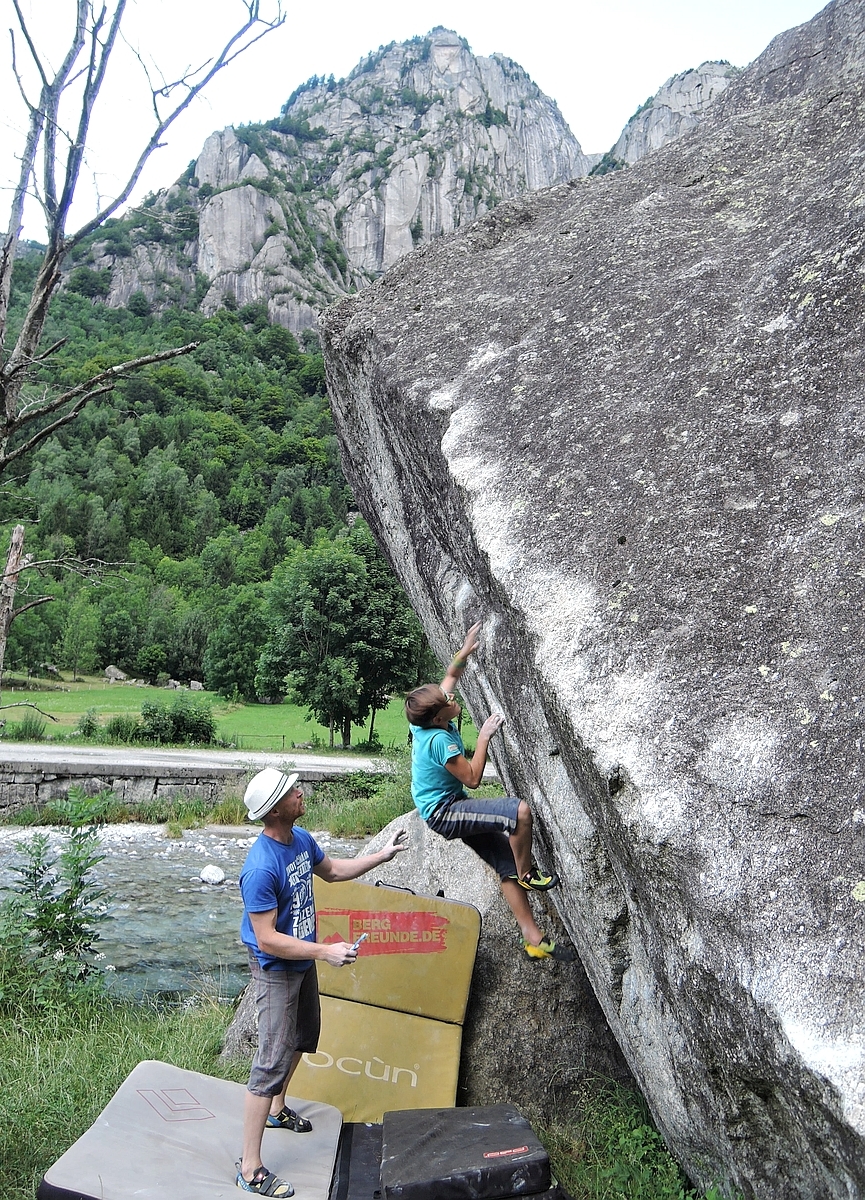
[380, 1104, 551, 1200]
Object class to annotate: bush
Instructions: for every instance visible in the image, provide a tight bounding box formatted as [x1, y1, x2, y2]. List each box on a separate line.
[140, 694, 216, 745]
[76, 708, 100, 738]
[15, 710, 48, 741]
[303, 760, 413, 836]
[0, 793, 109, 1012]
[127, 291, 151, 316]
[66, 266, 111, 297]
[105, 714, 141, 743]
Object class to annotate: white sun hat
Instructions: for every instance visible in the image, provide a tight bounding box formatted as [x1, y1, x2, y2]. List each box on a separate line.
[243, 768, 300, 821]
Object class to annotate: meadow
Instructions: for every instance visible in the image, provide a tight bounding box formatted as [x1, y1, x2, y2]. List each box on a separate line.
[0, 677, 479, 753]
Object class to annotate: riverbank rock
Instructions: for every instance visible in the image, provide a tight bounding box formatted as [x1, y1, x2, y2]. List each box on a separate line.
[199, 865, 225, 885]
[321, 2, 865, 1196]
[221, 812, 632, 1113]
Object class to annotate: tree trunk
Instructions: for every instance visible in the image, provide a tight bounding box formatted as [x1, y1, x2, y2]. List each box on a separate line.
[341, 715, 352, 749]
[0, 525, 25, 692]
[367, 706, 377, 744]
[329, 718, 334, 749]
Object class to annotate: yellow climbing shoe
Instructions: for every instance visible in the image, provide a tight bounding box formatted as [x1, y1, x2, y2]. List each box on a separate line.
[523, 935, 577, 962]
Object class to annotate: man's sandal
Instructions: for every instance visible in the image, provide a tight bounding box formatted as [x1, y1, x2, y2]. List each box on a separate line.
[508, 868, 560, 892]
[235, 1162, 294, 1197]
[266, 1105, 313, 1132]
[523, 934, 577, 962]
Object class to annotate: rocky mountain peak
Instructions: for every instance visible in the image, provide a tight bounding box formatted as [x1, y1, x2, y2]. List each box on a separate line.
[93, 28, 594, 331]
[599, 61, 737, 172]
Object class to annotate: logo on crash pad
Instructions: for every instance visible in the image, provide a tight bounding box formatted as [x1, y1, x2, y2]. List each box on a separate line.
[317, 908, 449, 954]
[137, 1088, 215, 1121]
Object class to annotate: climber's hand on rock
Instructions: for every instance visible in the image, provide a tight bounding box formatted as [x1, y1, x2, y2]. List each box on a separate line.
[480, 713, 505, 739]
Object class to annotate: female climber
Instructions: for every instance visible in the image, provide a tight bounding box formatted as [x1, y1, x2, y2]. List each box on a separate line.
[404, 621, 574, 961]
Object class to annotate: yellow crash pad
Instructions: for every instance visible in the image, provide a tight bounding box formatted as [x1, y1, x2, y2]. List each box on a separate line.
[314, 878, 481, 1024]
[291, 995, 463, 1122]
[292, 881, 480, 1121]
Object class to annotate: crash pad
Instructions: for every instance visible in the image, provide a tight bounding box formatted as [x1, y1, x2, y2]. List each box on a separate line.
[291, 995, 463, 1122]
[37, 1060, 341, 1200]
[380, 1104, 551, 1200]
[314, 878, 481, 1024]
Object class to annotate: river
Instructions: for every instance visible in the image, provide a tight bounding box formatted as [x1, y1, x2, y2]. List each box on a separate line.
[0, 823, 364, 998]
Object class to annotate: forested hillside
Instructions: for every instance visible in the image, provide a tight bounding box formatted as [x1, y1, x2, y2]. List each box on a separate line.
[2, 247, 428, 743]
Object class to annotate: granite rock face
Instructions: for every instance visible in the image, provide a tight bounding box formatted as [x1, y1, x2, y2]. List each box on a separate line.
[610, 61, 736, 166]
[321, 1, 865, 1195]
[96, 28, 596, 332]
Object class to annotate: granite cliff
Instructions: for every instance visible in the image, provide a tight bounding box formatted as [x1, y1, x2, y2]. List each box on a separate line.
[93, 28, 595, 331]
[86, 29, 738, 333]
[321, 0, 865, 1195]
[607, 61, 737, 168]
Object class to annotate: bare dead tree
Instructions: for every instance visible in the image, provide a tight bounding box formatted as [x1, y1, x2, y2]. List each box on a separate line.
[0, 0, 285, 476]
[0, 0, 283, 699]
[0, 520, 132, 706]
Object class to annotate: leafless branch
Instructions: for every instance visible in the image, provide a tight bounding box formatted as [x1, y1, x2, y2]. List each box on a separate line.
[9, 29, 36, 113]
[0, 0, 282, 482]
[10, 0, 49, 90]
[4, 553, 127, 582]
[1, 340, 199, 470]
[0, 701, 58, 719]
[70, 1, 285, 244]
[5, 338, 68, 378]
[9, 595, 53, 622]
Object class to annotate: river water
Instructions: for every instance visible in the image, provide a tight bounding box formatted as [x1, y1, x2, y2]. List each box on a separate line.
[0, 824, 364, 998]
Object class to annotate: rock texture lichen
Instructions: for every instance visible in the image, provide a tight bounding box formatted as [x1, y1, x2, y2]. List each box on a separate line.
[321, 2, 865, 1195]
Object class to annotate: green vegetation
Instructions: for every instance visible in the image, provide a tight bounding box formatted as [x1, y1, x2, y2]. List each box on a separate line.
[2, 247, 432, 746]
[589, 151, 628, 177]
[0, 684, 441, 751]
[478, 101, 509, 129]
[538, 1080, 731, 1200]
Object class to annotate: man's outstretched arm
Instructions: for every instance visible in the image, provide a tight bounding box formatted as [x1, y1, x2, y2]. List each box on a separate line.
[313, 829, 408, 883]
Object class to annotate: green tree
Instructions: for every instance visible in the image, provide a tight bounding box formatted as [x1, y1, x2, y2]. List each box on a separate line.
[345, 521, 430, 743]
[255, 527, 423, 748]
[61, 591, 99, 680]
[204, 585, 269, 700]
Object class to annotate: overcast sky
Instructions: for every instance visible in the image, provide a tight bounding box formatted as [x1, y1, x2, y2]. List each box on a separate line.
[3, 0, 824, 238]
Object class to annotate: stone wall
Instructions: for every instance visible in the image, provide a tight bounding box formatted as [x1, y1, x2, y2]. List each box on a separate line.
[0, 759, 338, 817]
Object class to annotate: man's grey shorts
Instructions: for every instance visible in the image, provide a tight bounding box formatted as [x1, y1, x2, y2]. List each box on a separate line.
[425, 794, 520, 880]
[247, 951, 321, 1097]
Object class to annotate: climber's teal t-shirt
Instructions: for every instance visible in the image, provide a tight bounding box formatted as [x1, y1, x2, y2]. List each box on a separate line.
[410, 722, 465, 820]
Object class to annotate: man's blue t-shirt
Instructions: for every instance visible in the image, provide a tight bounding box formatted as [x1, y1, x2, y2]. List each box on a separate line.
[410, 722, 466, 821]
[239, 827, 325, 971]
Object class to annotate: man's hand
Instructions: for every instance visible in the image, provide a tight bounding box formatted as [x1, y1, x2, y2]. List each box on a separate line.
[320, 940, 358, 968]
[479, 713, 505, 739]
[379, 829, 409, 862]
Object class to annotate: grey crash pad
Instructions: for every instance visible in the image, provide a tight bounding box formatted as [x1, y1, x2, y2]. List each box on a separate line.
[37, 1060, 342, 1199]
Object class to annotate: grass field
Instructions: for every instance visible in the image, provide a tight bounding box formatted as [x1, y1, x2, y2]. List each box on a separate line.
[0, 676, 480, 753]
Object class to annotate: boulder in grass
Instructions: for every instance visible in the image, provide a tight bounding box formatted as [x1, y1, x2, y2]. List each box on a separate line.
[104, 665, 127, 682]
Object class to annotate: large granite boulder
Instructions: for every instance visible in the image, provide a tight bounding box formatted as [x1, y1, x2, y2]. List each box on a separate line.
[321, 2, 865, 1196]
